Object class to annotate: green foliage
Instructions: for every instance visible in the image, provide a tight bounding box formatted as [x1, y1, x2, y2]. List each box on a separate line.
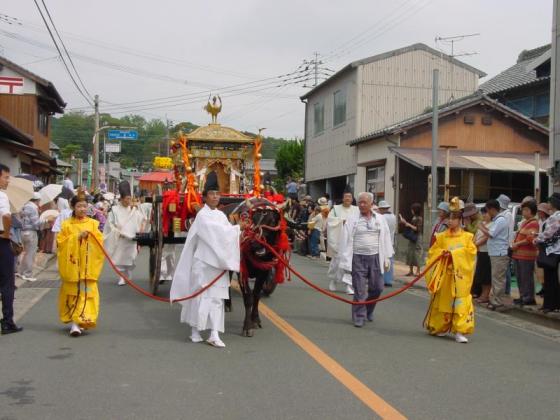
[275, 138, 304, 181]
[51, 113, 292, 171]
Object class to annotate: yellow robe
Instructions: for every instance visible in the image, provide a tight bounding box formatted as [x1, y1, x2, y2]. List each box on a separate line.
[423, 228, 477, 335]
[56, 216, 105, 329]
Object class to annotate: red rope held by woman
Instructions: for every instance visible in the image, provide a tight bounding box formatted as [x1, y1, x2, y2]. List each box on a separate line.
[89, 234, 225, 303]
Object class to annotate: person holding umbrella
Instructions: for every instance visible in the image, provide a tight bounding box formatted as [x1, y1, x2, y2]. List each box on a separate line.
[0, 163, 23, 334]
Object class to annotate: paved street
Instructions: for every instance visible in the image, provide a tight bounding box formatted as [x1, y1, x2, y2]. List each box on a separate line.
[2, 249, 559, 420]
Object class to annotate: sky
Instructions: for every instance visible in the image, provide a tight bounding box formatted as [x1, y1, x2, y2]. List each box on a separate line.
[0, 0, 555, 139]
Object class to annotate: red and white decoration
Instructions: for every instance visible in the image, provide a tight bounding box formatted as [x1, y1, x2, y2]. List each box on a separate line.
[0, 76, 24, 94]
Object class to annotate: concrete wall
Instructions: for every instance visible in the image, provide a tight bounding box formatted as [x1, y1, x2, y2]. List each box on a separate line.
[0, 148, 22, 174]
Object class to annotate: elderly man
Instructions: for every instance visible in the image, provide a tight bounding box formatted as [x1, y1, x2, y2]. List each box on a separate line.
[327, 186, 359, 294]
[338, 192, 394, 327]
[377, 200, 396, 287]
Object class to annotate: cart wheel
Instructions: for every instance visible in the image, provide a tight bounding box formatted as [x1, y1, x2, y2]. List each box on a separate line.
[149, 185, 164, 295]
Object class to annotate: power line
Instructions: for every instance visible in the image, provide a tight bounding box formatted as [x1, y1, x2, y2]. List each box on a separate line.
[31, 0, 93, 106]
[39, 0, 93, 99]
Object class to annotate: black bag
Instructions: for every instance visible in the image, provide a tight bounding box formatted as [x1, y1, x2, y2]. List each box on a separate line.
[536, 243, 560, 269]
[403, 227, 418, 243]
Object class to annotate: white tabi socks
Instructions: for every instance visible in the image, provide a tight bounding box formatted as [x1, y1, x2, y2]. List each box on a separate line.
[207, 330, 225, 348]
[190, 327, 203, 343]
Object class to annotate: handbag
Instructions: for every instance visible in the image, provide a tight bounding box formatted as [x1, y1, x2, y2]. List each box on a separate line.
[403, 227, 418, 243]
[10, 240, 23, 256]
[536, 243, 560, 269]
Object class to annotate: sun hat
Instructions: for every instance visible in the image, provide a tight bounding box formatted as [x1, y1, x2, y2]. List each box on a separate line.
[377, 200, 391, 209]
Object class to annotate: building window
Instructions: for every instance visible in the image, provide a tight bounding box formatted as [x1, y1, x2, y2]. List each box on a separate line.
[506, 93, 550, 119]
[366, 165, 385, 202]
[38, 107, 49, 136]
[313, 102, 324, 135]
[333, 89, 347, 127]
[534, 92, 549, 118]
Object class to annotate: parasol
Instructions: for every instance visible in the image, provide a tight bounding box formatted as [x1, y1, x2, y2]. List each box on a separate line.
[39, 184, 63, 206]
[39, 209, 60, 222]
[103, 192, 115, 201]
[16, 173, 44, 190]
[6, 177, 34, 213]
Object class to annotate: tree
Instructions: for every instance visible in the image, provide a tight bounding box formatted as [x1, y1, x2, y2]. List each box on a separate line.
[275, 138, 304, 185]
[60, 144, 82, 160]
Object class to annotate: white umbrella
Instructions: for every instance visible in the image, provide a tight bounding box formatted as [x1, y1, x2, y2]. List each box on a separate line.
[103, 192, 115, 201]
[39, 184, 63, 206]
[6, 177, 34, 213]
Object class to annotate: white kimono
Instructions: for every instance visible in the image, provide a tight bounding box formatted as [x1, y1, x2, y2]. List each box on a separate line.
[103, 204, 145, 270]
[338, 211, 394, 274]
[170, 205, 240, 332]
[327, 204, 359, 285]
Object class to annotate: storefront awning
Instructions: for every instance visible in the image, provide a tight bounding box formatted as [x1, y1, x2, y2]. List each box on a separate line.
[391, 147, 548, 173]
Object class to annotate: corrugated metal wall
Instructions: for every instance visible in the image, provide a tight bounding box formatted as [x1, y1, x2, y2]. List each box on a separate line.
[360, 50, 479, 135]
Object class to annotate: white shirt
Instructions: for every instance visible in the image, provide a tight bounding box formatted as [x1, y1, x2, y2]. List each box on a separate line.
[63, 178, 74, 191]
[353, 215, 380, 255]
[382, 212, 397, 245]
[0, 190, 10, 231]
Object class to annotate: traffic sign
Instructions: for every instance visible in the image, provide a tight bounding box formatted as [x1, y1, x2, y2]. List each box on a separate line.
[108, 130, 138, 140]
[105, 142, 121, 153]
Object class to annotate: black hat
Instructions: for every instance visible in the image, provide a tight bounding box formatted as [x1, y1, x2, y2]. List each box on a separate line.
[118, 180, 131, 198]
[203, 171, 219, 195]
[343, 184, 353, 195]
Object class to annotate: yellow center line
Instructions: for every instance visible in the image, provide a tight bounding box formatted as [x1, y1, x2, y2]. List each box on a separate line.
[259, 303, 407, 420]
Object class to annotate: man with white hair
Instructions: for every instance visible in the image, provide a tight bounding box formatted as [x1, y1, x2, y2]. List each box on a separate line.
[338, 192, 394, 327]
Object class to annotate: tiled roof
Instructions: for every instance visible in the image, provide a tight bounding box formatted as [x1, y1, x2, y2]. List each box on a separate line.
[480, 45, 551, 95]
[348, 92, 548, 146]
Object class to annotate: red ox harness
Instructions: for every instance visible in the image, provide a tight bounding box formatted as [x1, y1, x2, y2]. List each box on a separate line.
[239, 203, 291, 286]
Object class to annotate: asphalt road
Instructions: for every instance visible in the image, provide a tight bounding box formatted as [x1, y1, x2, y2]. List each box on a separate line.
[1, 249, 559, 420]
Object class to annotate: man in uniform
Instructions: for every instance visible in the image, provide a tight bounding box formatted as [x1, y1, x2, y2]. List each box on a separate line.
[170, 173, 241, 348]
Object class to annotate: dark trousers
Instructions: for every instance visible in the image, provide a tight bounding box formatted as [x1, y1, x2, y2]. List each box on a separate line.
[351, 254, 384, 323]
[514, 259, 535, 303]
[0, 238, 15, 323]
[543, 265, 560, 310]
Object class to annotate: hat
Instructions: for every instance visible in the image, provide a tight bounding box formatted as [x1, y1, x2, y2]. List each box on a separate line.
[537, 202, 552, 215]
[463, 203, 478, 218]
[203, 171, 220, 195]
[497, 194, 511, 210]
[118, 181, 131, 198]
[448, 197, 465, 213]
[31, 192, 41, 201]
[437, 201, 450, 213]
[304, 195, 313, 202]
[317, 197, 328, 206]
[377, 200, 391, 209]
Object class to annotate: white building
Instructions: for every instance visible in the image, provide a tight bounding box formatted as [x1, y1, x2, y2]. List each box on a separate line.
[300, 43, 485, 200]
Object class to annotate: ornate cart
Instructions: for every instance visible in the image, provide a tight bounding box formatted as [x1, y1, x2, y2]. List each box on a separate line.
[136, 100, 266, 295]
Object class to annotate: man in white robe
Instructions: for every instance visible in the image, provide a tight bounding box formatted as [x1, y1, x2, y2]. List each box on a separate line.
[327, 189, 359, 294]
[103, 182, 145, 286]
[170, 178, 240, 348]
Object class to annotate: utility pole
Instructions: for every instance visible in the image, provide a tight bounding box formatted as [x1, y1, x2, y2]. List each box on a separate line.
[313, 52, 320, 87]
[92, 94, 100, 190]
[430, 69, 439, 230]
[551, 0, 559, 193]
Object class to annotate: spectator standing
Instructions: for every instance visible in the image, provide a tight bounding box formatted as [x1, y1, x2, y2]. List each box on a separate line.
[400, 202, 423, 277]
[430, 202, 450, 246]
[511, 200, 539, 306]
[534, 194, 560, 313]
[285, 177, 298, 200]
[0, 163, 23, 334]
[18, 192, 42, 281]
[307, 205, 325, 259]
[472, 207, 492, 303]
[479, 199, 510, 311]
[535, 202, 552, 297]
[497, 194, 514, 295]
[62, 174, 74, 191]
[378, 200, 396, 286]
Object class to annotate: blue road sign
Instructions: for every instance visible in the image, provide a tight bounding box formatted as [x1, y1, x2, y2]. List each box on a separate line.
[108, 130, 138, 140]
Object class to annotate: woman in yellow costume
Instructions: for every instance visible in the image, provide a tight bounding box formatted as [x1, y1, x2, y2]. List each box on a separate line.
[57, 192, 105, 337]
[423, 197, 477, 343]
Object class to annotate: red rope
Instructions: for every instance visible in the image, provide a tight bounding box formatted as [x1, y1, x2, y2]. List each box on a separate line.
[248, 233, 444, 305]
[89, 234, 226, 303]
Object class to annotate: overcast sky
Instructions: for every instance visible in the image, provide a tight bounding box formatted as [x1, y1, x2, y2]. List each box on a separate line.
[1, 0, 554, 139]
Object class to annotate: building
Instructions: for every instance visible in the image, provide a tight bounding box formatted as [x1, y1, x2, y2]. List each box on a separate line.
[0, 55, 66, 180]
[300, 43, 486, 200]
[481, 45, 551, 125]
[348, 92, 549, 219]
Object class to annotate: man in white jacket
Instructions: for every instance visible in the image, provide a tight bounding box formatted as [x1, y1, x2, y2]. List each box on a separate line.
[338, 192, 394, 327]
